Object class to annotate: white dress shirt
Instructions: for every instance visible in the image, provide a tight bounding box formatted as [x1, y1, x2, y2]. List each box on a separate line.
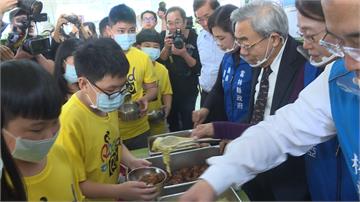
[201, 62, 337, 195]
[197, 29, 225, 92]
[254, 38, 287, 117]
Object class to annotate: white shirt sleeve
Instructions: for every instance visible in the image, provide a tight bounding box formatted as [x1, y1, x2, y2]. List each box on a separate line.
[201, 65, 338, 195]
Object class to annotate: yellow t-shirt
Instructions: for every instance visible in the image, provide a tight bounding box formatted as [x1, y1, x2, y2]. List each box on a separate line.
[120, 47, 157, 140]
[148, 62, 173, 135]
[56, 94, 121, 187]
[24, 144, 84, 201]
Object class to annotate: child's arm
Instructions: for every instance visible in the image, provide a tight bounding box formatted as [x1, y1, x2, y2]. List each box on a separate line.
[120, 144, 151, 169]
[79, 179, 158, 200]
[161, 94, 172, 117]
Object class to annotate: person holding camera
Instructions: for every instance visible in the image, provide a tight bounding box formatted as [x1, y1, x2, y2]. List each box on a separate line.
[159, 6, 201, 132]
[47, 14, 91, 60]
[4, 8, 54, 74]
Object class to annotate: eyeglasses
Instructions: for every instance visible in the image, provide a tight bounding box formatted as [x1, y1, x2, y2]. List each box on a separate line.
[89, 81, 128, 99]
[235, 37, 267, 50]
[166, 20, 183, 27]
[143, 17, 156, 23]
[195, 15, 210, 24]
[297, 29, 325, 43]
[319, 31, 360, 62]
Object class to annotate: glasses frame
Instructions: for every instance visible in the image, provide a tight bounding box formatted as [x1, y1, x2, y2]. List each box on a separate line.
[89, 81, 128, 99]
[319, 31, 360, 62]
[297, 29, 325, 43]
[235, 37, 267, 50]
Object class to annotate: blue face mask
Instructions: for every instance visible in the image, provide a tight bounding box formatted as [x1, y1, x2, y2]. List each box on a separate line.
[88, 82, 126, 112]
[114, 34, 136, 51]
[3, 129, 59, 163]
[141, 47, 160, 61]
[64, 64, 78, 84]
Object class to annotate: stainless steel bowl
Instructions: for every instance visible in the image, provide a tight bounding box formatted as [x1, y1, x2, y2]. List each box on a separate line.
[148, 109, 165, 123]
[118, 102, 140, 121]
[128, 167, 167, 193]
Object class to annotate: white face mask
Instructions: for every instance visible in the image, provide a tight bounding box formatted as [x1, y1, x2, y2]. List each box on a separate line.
[309, 54, 337, 67]
[247, 37, 274, 68]
[3, 129, 58, 163]
[63, 24, 73, 35]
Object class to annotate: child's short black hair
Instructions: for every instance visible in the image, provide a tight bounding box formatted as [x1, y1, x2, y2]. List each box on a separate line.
[99, 16, 109, 36]
[1, 60, 65, 126]
[74, 38, 129, 83]
[109, 4, 136, 26]
[136, 29, 162, 45]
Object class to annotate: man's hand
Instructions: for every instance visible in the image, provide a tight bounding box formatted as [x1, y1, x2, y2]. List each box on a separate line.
[0, 45, 14, 61]
[0, 0, 17, 14]
[163, 35, 173, 50]
[192, 108, 210, 128]
[179, 180, 216, 202]
[14, 47, 33, 60]
[171, 43, 187, 57]
[191, 123, 215, 139]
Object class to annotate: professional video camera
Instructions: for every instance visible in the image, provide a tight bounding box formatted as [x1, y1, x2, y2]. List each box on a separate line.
[6, 0, 50, 55]
[172, 28, 184, 49]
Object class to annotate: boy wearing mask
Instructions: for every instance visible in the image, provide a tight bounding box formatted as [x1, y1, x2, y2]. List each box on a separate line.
[56, 38, 158, 201]
[109, 4, 158, 150]
[136, 29, 173, 135]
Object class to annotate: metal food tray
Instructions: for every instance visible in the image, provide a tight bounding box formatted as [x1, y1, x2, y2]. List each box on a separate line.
[147, 129, 193, 156]
[145, 146, 221, 196]
[158, 186, 242, 201]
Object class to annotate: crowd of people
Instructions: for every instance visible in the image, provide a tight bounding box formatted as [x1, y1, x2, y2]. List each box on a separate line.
[0, 0, 359, 201]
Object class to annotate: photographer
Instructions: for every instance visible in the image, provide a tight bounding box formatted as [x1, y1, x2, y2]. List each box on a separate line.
[48, 14, 91, 60]
[159, 6, 201, 132]
[5, 8, 54, 74]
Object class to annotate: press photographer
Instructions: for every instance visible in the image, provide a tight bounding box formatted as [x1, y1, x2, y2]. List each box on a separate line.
[4, 0, 55, 74]
[158, 6, 201, 132]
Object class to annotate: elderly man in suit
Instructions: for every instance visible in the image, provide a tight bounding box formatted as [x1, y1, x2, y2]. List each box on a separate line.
[190, 1, 310, 200]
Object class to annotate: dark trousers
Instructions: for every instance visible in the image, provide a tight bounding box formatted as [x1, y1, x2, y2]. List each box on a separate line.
[123, 130, 150, 150]
[167, 93, 197, 132]
[200, 90, 227, 123]
[242, 156, 310, 201]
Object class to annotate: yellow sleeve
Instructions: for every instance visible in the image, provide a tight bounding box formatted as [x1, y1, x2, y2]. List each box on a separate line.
[158, 63, 173, 95]
[57, 114, 87, 182]
[143, 55, 157, 84]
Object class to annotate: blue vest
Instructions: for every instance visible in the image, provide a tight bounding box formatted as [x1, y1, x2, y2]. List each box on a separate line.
[304, 61, 357, 200]
[329, 59, 360, 200]
[221, 53, 252, 122]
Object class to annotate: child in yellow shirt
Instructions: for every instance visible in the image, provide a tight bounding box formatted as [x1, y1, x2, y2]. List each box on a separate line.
[1, 60, 83, 201]
[56, 38, 158, 201]
[109, 4, 158, 149]
[136, 29, 173, 135]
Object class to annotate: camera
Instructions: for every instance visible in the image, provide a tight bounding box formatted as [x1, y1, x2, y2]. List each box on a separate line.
[172, 29, 184, 49]
[64, 15, 81, 26]
[185, 16, 193, 29]
[5, 0, 50, 55]
[158, 1, 167, 13]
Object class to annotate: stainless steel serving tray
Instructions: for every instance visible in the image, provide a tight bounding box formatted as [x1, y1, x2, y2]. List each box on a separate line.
[145, 146, 221, 196]
[157, 182, 241, 201]
[147, 129, 194, 156]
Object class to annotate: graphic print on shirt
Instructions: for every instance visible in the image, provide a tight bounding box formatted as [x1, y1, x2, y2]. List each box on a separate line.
[222, 66, 247, 110]
[126, 67, 136, 95]
[100, 131, 121, 176]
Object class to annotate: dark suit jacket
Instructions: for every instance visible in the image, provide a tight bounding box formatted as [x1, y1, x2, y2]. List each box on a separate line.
[213, 35, 310, 201]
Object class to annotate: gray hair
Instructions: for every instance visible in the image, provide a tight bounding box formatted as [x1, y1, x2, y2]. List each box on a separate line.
[230, 1, 289, 39]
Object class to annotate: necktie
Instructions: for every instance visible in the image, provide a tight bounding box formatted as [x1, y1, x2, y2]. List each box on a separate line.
[250, 67, 272, 124]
